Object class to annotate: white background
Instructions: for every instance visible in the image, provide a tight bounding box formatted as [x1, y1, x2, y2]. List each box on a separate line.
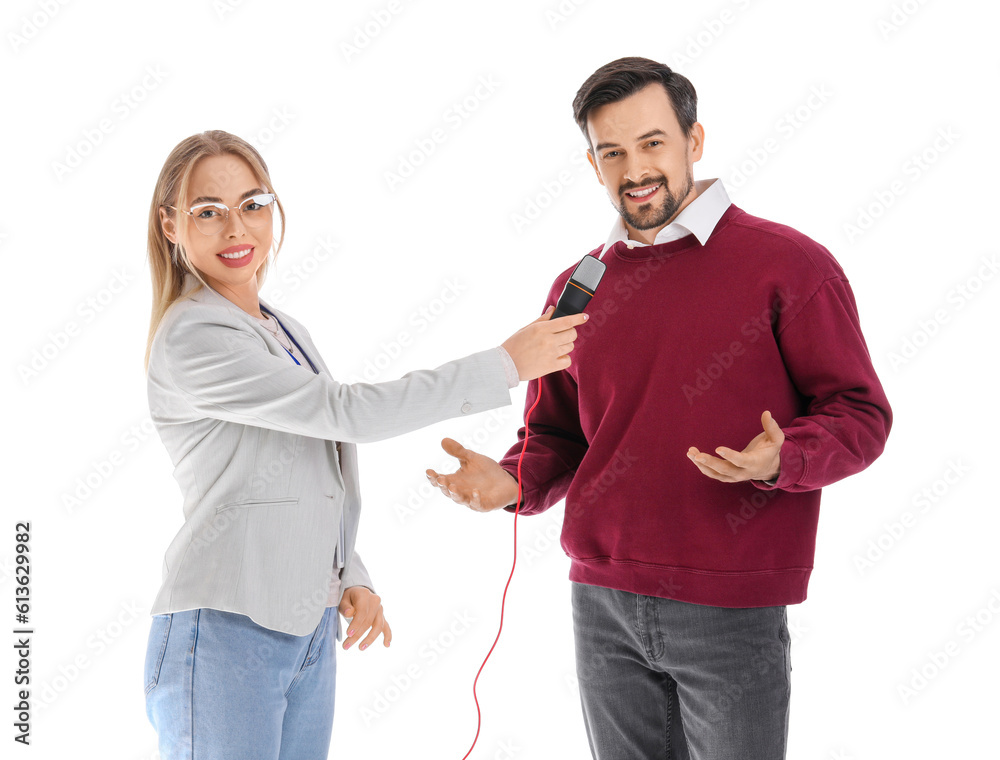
[3, 0, 999, 757]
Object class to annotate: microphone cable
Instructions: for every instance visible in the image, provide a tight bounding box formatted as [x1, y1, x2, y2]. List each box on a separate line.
[458, 251, 604, 757]
[459, 373, 544, 759]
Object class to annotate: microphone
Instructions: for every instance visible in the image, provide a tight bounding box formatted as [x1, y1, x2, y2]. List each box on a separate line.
[551, 255, 607, 318]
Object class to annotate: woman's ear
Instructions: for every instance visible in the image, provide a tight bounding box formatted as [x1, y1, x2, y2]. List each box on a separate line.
[159, 206, 177, 245]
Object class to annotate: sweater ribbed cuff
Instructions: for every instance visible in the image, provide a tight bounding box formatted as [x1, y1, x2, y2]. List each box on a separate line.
[751, 437, 804, 491]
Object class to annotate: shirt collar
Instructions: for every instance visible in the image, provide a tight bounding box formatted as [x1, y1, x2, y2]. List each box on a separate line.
[598, 177, 731, 260]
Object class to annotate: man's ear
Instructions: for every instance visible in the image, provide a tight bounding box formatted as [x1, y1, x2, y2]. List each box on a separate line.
[688, 121, 705, 163]
[585, 149, 605, 187]
[158, 206, 178, 245]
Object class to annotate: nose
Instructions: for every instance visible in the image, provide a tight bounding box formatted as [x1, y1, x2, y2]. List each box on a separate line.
[222, 207, 249, 237]
[623, 155, 651, 187]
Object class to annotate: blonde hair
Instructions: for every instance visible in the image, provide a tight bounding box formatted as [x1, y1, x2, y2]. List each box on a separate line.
[143, 130, 286, 372]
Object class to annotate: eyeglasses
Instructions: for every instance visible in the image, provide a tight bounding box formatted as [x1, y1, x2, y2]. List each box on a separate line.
[162, 193, 277, 236]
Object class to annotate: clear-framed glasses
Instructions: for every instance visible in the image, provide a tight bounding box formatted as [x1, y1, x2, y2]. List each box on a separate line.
[163, 192, 277, 236]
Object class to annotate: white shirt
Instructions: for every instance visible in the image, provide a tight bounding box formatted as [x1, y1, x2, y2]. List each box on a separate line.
[599, 177, 731, 259]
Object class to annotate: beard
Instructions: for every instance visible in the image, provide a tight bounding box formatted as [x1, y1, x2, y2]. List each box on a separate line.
[617, 165, 695, 231]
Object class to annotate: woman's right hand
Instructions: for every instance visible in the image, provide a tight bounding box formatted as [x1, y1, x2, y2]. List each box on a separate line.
[501, 305, 589, 382]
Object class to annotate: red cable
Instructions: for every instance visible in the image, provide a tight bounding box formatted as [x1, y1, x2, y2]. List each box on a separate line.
[460, 375, 544, 759]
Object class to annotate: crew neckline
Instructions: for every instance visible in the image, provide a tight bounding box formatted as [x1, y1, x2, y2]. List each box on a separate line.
[612, 204, 742, 262]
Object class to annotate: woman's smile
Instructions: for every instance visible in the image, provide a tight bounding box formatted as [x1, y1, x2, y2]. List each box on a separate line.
[216, 244, 255, 268]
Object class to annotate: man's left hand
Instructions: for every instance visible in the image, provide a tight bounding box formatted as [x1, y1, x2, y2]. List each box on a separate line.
[687, 411, 783, 483]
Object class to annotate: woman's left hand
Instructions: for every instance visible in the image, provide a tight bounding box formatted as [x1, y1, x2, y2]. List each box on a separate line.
[338, 586, 392, 651]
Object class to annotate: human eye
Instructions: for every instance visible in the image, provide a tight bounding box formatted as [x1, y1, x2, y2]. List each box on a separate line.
[244, 194, 274, 211]
[603, 150, 621, 159]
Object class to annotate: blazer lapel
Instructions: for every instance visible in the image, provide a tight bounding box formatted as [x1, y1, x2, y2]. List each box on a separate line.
[180, 273, 330, 377]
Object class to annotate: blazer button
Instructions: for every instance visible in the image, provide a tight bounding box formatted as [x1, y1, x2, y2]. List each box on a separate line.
[461, 402, 472, 413]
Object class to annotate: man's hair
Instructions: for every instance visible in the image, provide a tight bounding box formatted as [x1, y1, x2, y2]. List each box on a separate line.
[572, 57, 698, 151]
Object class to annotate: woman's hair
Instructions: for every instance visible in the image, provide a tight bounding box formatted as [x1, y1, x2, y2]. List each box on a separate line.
[144, 130, 286, 372]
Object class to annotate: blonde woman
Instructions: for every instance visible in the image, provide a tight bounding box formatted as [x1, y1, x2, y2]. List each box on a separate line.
[141, 130, 586, 759]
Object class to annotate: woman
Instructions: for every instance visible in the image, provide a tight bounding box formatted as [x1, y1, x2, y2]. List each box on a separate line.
[141, 130, 585, 759]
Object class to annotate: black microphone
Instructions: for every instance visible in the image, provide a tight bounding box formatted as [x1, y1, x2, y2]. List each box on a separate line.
[551, 255, 607, 318]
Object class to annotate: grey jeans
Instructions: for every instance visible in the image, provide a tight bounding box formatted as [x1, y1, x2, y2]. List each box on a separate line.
[571, 581, 791, 759]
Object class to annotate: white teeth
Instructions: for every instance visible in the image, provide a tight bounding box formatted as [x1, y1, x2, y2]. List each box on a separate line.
[219, 248, 251, 259]
[628, 185, 659, 198]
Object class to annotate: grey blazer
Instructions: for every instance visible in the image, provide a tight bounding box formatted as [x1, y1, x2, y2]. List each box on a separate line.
[146, 272, 512, 637]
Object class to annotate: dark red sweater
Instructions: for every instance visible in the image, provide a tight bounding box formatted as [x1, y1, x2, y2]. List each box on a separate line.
[498, 203, 891, 607]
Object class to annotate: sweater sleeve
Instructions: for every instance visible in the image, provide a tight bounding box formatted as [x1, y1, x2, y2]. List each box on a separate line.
[495, 258, 595, 515]
[496, 361, 589, 515]
[753, 275, 892, 493]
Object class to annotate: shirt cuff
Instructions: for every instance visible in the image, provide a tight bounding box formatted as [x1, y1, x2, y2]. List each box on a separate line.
[496, 346, 520, 388]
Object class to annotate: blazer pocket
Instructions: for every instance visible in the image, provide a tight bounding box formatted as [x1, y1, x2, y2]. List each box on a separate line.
[221, 497, 337, 625]
[216, 496, 299, 513]
[187, 498, 303, 608]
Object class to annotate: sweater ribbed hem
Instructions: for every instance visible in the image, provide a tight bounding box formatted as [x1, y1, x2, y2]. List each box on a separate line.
[567, 556, 811, 608]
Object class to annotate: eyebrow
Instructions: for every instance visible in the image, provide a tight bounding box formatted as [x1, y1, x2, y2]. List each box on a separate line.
[594, 129, 668, 153]
[190, 187, 266, 205]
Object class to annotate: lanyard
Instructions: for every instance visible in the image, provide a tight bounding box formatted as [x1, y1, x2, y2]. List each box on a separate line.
[261, 305, 318, 373]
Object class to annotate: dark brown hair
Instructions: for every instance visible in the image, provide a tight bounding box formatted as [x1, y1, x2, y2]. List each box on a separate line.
[572, 57, 698, 150]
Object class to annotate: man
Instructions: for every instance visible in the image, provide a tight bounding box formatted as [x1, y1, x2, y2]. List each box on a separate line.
[426, 56, 891, 759]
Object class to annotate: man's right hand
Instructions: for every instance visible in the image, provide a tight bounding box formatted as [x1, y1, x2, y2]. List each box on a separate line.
[425, 438, 520, 513]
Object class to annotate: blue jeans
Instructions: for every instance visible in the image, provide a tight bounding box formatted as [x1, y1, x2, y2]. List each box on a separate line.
[571, 581, 791, 759]
[144, 606, 337, 760]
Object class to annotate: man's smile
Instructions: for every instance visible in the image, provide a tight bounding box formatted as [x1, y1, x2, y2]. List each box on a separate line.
[624, 183, 661, 202]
